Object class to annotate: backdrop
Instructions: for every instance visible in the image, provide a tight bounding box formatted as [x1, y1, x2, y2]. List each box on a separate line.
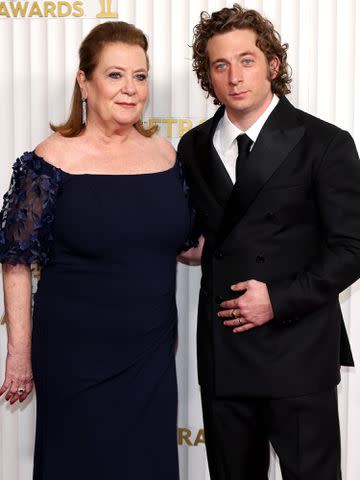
[0, 1, 359, 479]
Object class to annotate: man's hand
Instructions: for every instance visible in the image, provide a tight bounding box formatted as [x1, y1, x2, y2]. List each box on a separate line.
[218, 279, 274, 333]
[177, 235, 204, 266]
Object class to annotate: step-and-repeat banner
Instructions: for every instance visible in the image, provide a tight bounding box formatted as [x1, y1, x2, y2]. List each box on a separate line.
[0, 1, 359, 479]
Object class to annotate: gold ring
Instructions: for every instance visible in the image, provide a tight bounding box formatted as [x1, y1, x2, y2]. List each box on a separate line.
[232, 309, 237, 318]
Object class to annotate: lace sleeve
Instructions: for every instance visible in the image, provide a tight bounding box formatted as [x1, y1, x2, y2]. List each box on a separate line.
[0, 151, 61, 266]
[177, 156, 201, 251]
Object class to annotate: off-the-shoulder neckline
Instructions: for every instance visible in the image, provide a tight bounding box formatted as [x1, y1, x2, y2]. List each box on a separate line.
[31, 150, 177, 177]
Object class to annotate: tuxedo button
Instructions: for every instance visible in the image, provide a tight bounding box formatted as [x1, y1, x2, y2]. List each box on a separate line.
[266, 212, 280, 224]
[215, 295, 225, 304]
[214, 250, 224, 260]
[256, 255, 265, 264]
[266, 212, 275, 220]
[281, 318, 293, 326]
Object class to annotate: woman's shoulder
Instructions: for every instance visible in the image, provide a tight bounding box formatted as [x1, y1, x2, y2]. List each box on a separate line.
[34, 133, 68, 169]
[149, 134, 176, 168]
[9, 135, 65, 183]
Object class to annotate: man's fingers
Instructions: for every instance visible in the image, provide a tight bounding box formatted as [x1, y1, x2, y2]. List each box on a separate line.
[223, 317, 247, 327]
[231, 281, 248, 292]
[219, 299, 239, 309]
[218, 308, 239, 318]
[219, 290, 247, 309]
[233, 322, 256, 333]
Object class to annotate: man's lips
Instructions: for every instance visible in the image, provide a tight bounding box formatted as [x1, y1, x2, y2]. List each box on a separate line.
[230, 91, 248, 97]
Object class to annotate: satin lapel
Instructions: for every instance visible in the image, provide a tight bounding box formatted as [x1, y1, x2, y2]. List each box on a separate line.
[195, 106, 233, 209]
[217, 97, 306, 245]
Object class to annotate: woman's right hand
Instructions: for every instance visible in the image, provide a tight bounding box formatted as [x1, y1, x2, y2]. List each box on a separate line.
[0, 350, 33, 404]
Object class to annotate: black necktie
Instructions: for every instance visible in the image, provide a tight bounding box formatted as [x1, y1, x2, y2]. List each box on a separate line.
[235, 134, 252, 182]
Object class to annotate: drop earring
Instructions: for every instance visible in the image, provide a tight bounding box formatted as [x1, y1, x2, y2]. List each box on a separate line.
[81, 98, 87, 126]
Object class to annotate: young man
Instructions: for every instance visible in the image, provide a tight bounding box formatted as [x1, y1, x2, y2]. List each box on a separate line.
[178, 4, 360, 479]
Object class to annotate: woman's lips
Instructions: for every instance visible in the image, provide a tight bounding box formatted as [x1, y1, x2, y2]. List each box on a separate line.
[116, 102, 136, 107]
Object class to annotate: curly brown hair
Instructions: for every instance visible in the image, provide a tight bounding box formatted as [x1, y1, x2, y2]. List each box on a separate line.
[192, 3, 291, 104]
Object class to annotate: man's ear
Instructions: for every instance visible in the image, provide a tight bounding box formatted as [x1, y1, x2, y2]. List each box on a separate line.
[269, 56, 280, 80]
[77, 70, 87, 99]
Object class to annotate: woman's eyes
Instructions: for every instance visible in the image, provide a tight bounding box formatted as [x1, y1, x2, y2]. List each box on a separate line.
[108, 72, 147, 81]
[108, 72, 122, 79]
[134, 73, 147, 81]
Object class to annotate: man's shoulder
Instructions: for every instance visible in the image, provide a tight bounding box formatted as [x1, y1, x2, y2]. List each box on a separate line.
[292, 103, 344, 139]
[178, 116, 214, 150]
[285, 101, 358, 161]
[178, 104, 226, 151]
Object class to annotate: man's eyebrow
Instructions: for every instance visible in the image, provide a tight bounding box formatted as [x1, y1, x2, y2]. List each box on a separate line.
[211, 51, 256, 64]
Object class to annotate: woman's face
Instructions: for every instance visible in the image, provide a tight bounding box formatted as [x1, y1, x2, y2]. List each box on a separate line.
[79, 42, 148, 129]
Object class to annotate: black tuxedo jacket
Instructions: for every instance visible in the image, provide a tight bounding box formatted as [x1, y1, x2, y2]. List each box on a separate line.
[178, 96, 360, 398]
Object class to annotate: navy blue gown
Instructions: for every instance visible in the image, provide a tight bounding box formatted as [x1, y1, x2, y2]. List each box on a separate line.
[0, 151, 193, 480]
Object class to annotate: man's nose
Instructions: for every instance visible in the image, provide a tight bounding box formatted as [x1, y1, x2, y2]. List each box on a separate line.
[229, 64, 243, 85]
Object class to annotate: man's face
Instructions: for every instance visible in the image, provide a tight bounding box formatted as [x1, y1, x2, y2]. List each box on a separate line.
[207, 28, 279, 129]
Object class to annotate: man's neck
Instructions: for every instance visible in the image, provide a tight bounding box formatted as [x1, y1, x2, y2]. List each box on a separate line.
[226, 95, 274, 132]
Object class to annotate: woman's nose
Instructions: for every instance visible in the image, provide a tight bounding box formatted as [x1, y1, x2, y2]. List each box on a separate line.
[121, 76, 136, 95]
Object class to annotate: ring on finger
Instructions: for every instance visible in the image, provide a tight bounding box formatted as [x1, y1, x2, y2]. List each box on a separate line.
[17, 386, 25, 395]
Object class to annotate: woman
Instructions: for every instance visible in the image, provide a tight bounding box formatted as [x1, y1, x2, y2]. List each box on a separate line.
[0, 21, 199, 480]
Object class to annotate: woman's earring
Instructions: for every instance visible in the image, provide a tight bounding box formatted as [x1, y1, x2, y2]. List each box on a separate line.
[81, 98, 87, 126]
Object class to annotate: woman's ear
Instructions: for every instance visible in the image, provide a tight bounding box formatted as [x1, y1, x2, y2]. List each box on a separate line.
[77, 70, 87, 99]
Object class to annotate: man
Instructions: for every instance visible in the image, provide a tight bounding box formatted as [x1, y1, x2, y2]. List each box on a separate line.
[177, 4, 360, 479]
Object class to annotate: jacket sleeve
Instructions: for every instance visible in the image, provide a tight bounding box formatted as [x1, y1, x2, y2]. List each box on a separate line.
[176, 154, 202, 251]
[268, 130, 360, 324]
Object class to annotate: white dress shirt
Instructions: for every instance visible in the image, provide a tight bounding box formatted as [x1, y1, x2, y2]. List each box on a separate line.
[213, 95, 279, 184]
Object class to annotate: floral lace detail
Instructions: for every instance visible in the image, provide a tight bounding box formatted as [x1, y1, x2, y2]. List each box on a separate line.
[176, 156, 200, 251]
[0, 151, 61, 265]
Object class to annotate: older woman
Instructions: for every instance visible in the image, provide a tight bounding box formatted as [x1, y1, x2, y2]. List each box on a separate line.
[0, 21, 198, 480]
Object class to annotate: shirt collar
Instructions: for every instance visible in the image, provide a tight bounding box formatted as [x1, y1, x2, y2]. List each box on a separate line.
[219, 94, 279, 152]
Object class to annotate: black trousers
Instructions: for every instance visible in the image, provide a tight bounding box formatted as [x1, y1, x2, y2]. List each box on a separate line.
[201, 387, 341, 480]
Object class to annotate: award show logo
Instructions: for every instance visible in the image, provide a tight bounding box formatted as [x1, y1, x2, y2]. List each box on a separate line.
[0, 0, 118, 18]
[143, 117, 206, 139]
[96, 0, 117, 18]
[178, 428, 205, 446]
